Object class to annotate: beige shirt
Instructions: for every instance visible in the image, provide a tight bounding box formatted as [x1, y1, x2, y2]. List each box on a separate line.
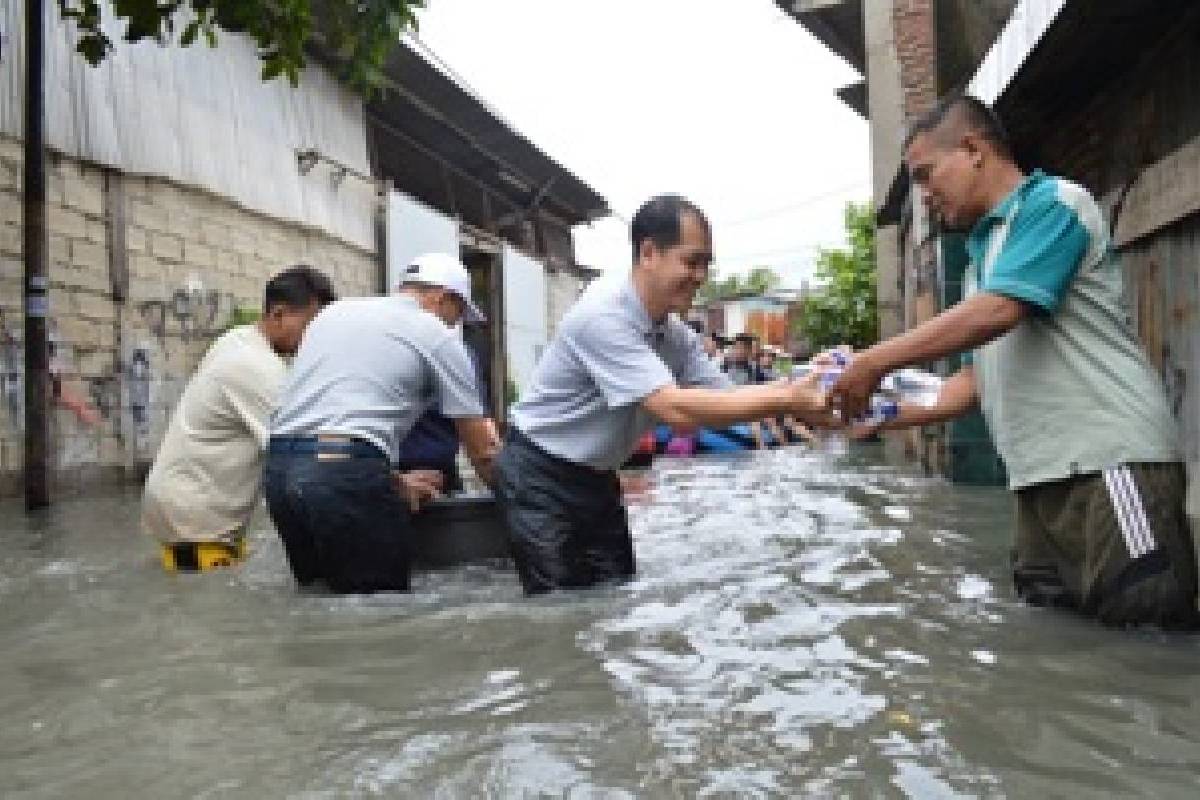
[142, 325, 285, 544]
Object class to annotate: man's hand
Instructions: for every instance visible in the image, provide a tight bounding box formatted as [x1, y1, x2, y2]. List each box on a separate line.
[847, 416, 887, 441]
[847, 367, 979, 437]
[784, 416, 818, 444]
[455, 417, 500, 488]
[785, 371, 840, 427]
[811, 345, 853, 367]
[618, 470, 653, 500]
[827, 293, 1027, 420]
[392, 469, 445, 513]
[829, 351, 887, 421]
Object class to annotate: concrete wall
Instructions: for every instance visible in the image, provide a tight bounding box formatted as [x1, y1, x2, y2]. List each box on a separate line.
[0, 135, 377, 497]
[546, 268, 590, 333]
[862, 0, 942, 465]
[864, 0, 938, 340]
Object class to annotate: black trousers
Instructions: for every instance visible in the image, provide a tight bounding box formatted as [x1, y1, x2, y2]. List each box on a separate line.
[263, 436, 412, 594]
[494, 428, 635, 595]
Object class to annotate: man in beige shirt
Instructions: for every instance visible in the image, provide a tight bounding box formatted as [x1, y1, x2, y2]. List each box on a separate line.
[142, 266, 336, 571]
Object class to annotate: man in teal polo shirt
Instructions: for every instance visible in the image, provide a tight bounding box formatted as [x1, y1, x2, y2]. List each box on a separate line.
[834, 94, 1197, 628]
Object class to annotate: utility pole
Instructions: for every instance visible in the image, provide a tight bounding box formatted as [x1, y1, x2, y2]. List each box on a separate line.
[24, 0, 50, 509]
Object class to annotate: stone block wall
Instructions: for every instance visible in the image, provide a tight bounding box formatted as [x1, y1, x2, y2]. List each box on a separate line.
[0, 134, 378, 497]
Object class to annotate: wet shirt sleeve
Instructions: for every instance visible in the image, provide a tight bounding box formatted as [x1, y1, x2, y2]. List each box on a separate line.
[569, 313, 675, 409]
[981, 194, 1091, 313]
[429, 336, 486, 418]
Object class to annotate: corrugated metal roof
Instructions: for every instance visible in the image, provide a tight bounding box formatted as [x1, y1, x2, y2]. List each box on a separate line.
[362, 42, 609, 230]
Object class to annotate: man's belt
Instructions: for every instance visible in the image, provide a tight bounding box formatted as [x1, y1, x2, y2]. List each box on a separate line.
[269, 435, 385, 459]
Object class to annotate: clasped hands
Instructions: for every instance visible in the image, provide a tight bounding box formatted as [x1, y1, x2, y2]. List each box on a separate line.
[788, 347, 890, 439]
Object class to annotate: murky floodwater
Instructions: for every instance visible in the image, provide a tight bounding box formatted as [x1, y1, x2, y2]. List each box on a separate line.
[2, 447, 1199, 799]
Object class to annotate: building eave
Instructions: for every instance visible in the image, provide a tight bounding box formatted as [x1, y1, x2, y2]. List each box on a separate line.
[774, 0, 866, 75]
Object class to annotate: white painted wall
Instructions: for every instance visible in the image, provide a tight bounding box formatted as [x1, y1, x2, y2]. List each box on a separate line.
[0, 4, 376, 249]
[386, 191, 460, 291]
[724, 303, 748, 336]
[502, 246, 549, 398]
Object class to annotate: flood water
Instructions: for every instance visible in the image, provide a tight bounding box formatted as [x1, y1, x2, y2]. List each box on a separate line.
[2, 447, 1199, 798]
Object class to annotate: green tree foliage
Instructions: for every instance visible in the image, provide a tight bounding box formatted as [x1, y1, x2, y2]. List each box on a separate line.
[215, 305, 261, 336]
[57, 0, 425, 92]
[696, 266, 781, 304]
[799, 202, 878, 350]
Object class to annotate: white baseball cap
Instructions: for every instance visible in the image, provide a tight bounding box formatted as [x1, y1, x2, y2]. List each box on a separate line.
[400, 252, 486, 324]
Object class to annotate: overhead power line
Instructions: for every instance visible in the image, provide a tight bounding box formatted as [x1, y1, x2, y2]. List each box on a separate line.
[715, 242, 824, 264]
[715, 181, 869, 228]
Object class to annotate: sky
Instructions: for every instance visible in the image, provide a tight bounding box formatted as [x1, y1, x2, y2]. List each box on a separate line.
[414, 0, 870, 290]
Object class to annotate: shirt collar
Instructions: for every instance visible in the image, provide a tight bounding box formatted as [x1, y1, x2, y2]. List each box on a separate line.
[967, 169, 1046, 260]
[621, 275, 667, 339]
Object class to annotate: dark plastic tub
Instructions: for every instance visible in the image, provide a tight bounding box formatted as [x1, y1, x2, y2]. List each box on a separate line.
[410, 491, 511, 568]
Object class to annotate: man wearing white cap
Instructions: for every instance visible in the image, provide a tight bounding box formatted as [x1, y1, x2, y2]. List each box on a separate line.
[265, 252, 499, 593]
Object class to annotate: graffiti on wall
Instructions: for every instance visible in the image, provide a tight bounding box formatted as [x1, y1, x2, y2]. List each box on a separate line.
[0, 310, 21, 433]
[128, 345, 152, 436]
[137, 276, 235, 342]
[87, 375, 120, 422]
[3, 272, 239, 475]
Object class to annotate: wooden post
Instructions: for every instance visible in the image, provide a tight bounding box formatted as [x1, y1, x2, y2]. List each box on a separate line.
[23, 0, 51, 509]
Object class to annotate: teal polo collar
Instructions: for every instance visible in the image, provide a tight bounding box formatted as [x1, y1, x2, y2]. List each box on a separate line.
[966, 170, 1047, 264]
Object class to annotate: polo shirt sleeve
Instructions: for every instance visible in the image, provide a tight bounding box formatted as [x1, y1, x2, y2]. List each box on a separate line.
[680, 333, 733, 390]
[569, 314, 675, 409]
[981, 192, 1091, 313]
[429, 337, 486, 418]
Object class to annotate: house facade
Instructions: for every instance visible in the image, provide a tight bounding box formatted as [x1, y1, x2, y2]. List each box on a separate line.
[0, 7, 606, 496]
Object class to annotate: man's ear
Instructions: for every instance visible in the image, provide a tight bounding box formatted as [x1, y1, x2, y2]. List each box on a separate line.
[638, 238, 657, 265]
[962, 132, 986, 168]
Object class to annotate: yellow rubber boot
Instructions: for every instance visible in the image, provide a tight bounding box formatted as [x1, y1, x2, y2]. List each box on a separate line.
[160, 537, 247, 572]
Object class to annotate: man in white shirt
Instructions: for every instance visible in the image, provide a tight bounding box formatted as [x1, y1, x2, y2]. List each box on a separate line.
[266, 253, 499, 593]
[142, 266, 336, 571]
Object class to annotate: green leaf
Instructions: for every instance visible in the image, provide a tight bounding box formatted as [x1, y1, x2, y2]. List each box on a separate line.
[76, 35, 109, 66]
[261, 58, 284, 82]
[59, 0, 425, 94]
[181, 20, 200, 47]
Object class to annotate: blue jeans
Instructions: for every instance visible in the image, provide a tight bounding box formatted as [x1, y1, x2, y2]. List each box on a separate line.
[263, 437, 412, 593]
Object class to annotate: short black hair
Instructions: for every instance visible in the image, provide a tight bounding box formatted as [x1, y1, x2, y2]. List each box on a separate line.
[263, 265, 336, 313]
[734, 333, 756, 346]
[903, 92, 1013, 161]
[630, 194, 710, 263]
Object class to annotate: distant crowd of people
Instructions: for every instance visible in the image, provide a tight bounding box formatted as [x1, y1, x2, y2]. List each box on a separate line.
[691, 324, 816, 448]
